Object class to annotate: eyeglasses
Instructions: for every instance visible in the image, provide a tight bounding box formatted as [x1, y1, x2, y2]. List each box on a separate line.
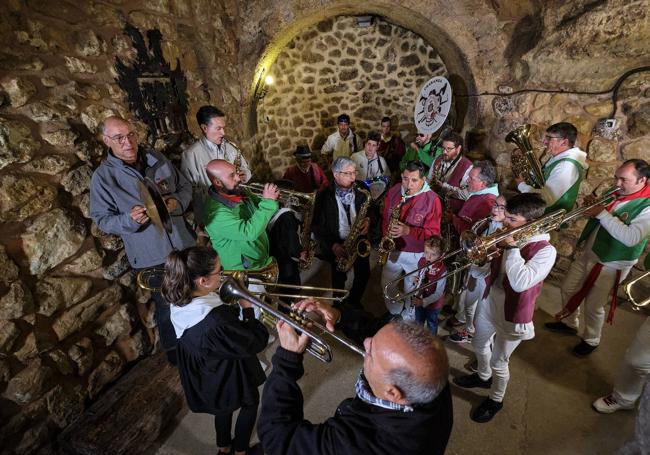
[544, 135, 563, 142]
[417, 134, 426, 137]
[106, 132, 137, 144]
[336, 171, 357, 177]
[442, 146, 457, 152]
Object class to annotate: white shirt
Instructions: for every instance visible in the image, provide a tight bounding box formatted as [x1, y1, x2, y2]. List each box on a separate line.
[518, 147, 588, 208]
[350, 151, 389, 180]
[321, 130, 358, 160]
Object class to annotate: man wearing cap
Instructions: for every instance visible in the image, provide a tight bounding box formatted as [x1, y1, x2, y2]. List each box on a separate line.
[321, 114, 360, 161]
[282, 145, 329, 193]
[400, 132, 440, 174]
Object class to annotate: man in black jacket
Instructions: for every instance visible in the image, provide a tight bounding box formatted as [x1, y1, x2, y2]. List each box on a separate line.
[313, 157, 370, 308]
[257, 300, 453, 455]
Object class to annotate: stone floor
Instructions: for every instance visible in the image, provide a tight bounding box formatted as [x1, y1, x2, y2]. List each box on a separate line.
[153, 254, 646, 455]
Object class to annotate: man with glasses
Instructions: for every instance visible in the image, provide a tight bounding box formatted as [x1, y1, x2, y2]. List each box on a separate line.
[313, 157, 371, 307]
[381, 160, 442, 318]
[428, 131, 473, 214]
[400, 131, 439, 174]
[516, 122, 587, 214]
[547, 159, 650, 357]
[90, 116, 195, 364]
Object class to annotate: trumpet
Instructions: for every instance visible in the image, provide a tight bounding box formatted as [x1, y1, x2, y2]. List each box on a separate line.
[219, 276, 365, 362]
[239, 182, 315, 208]
[136, 258, 349, 302]
[624, 269, 650, 311]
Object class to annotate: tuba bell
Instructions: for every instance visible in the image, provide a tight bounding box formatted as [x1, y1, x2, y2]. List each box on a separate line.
[506, 124, 546, 189]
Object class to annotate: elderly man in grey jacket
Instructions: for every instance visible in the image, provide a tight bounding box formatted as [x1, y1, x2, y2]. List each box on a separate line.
[90, 116, 195, 363]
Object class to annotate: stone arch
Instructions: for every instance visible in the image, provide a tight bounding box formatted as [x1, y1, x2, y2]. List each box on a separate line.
[244, 3, 478, 137]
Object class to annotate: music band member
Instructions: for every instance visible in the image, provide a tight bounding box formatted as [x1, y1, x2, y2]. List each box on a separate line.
[546, 159, 650, 356]
[313, 157, 371, 308]
[381, 160, 442, 318]
[350, 131, 390, 182]
[321, 113, 359, 162]
[516, 122, 587, 214]
[454, 193, 557, 423]
[90, 116, 195, 364]
[378, 116, 406, 182]
[204, 159, 279, 274]
[258, 300, 453, 455]
[162, 246, 267, 455]
[428, 131, 473, 214]
[412, 236, 448, 335]
[281, 145, 329, 193]
[446, 160, 499, 235]
[400, 131, 438, 174]
[449, 196, 506, 343]
[182, 105, 252, 227]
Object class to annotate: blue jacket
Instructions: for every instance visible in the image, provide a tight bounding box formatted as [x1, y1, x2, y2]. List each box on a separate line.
[90, 148, 195, 268]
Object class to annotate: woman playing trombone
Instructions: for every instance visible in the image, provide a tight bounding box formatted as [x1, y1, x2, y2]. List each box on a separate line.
[162, 246, 267, 455]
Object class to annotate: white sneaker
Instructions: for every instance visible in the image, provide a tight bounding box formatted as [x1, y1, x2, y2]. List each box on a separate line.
[592, 394, 634, 414]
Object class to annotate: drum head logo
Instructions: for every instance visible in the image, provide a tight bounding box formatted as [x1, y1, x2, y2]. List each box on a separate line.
[414, 76, 452, 134]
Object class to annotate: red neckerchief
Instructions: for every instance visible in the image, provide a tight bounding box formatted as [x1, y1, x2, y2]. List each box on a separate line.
[607, 185, 650, 210]
[218, 191, 248, 203]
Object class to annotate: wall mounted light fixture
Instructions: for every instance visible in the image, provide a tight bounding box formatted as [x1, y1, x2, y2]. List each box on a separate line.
[254, 69, 274, 101]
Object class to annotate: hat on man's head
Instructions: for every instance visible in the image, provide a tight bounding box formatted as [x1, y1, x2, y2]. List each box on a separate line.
[294, 145, 312, 158]
[337, 114, 351, 124]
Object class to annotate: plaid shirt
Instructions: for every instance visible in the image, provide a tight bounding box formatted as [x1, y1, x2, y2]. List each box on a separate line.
[355, 371, 414, 413]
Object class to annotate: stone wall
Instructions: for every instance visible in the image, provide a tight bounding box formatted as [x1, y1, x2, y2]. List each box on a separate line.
[0, 1, 244, 453]
[256, 16, 447, 176]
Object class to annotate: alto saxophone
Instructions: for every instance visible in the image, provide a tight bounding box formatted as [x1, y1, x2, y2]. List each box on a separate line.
[377, 190, 409, 266]
[336, 187, 372, 272]
[299, 191, 317, 271]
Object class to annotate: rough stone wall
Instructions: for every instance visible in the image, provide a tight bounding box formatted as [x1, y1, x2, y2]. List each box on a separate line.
[0, 1, 244, 453]
[256, 16, 447, 176]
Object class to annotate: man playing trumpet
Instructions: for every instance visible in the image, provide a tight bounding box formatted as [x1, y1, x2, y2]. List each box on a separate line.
[546, 159, 650, 356]
[381, 160, 442, 318]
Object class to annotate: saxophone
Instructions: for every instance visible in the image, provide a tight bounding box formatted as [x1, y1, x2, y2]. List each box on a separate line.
[336, 186, 372, 272]
[377, 190, 409, 266]
[299, 191, 317, 270]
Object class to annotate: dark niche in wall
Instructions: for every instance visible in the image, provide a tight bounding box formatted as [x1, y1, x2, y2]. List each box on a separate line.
[114, 24, 191, 150]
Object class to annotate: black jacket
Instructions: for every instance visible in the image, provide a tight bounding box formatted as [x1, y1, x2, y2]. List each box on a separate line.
[258, 348, 453, 455]
[313, 184, 369, 261]
[176, 305, 269, 415]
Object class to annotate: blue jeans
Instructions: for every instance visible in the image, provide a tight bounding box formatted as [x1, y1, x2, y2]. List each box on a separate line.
[415, 306, 441, 335]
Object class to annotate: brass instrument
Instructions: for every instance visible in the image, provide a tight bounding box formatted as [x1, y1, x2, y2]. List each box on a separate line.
[377, 191, 409, 266]
[383, 216, 488, 302]
[219, 276, 365, 363]
[560, 183, 620, 226]
[506, 124, 546, 189]
[625, 270, 650, 311]
[337, 186, 372, 272]
[226, 139, 243, 174]
[240, 183, 318, 269]
[136, 259, 348, 302]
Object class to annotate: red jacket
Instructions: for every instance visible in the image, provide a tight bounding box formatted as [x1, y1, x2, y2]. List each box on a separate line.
[452, 193, 497, 234]
[382, 184, 442, 253]
[282, 163, 329, 193]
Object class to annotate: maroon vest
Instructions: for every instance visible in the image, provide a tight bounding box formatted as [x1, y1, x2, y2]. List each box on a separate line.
[434, 156, 472, 213]
[484, 240, 550, 323]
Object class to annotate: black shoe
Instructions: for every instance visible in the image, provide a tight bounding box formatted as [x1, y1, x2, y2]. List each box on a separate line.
[471, 398, 503, 423]
[573, 340, 598, 357]
[544, 321, 578, 335]
[453, 373, 492, 389]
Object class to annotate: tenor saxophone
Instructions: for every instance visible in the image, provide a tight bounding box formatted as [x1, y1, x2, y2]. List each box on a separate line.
[299, 191, 317, 270]
[377, 190, 409, 266]
[336, 186, 372, 272]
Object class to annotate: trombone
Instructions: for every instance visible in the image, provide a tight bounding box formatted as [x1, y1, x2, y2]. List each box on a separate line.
[384, 210, 567, 302]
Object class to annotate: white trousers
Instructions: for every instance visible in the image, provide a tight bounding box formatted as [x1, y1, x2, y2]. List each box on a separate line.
[455, 271, 488, 334]
[381, 250, 424, 319]
[472, 288, 534, 402]
[560, 254, 631, 346]
[612, 316, 650, 407]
